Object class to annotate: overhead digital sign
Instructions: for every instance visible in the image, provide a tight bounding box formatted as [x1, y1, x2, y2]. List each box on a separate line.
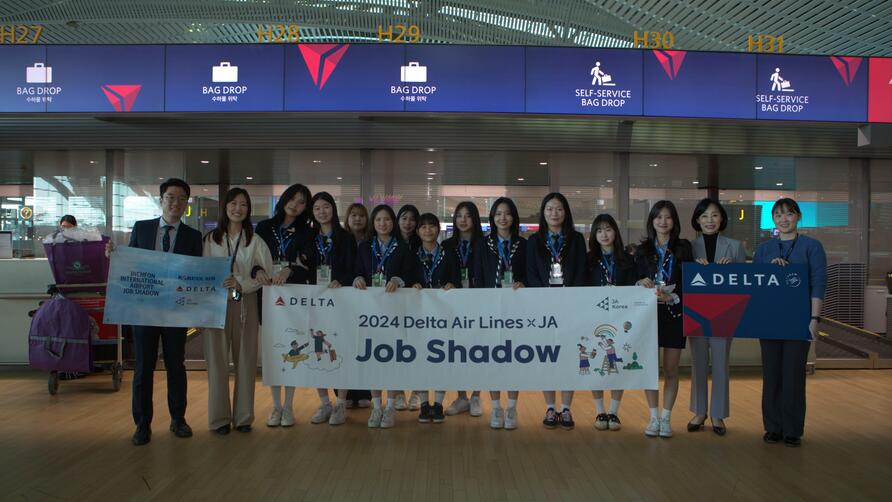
[0, 45, 48, 112]
[868, 57, 892, 124]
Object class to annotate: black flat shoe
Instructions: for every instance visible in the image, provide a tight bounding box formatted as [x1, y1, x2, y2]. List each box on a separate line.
[132, 425, 151, 446]
[783, 436, 801, 448]
[236, 425, 252, 433]
[170, 419, 193, 438]
[763, 431, 781, 443]
[687, 416, 706, 432]
[215, 424, 231, 435]
[711, 419, 726, 436]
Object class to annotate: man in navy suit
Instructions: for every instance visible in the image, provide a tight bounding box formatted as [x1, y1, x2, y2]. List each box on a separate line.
[110, 178, 203, 445]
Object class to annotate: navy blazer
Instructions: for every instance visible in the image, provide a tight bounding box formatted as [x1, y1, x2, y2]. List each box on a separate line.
[635, 239, 693, 298]
[128, 218, 202, 257]
[475, 234, 527, 288]
[254, 218, 313, 284]
[354, 238, 416, 286]
[586, 251, 638, 287]
[303, 230, 357, 286]
[412, 244, 462, 289]
[526, 231, 587, 287]
[442, 235, 483, 288]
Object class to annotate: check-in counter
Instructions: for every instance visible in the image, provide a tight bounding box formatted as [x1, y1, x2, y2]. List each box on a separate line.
[0, 259, 54, 364]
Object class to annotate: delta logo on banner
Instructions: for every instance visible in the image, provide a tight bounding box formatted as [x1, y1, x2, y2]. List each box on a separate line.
[653, 50, 686, 80]
[298, 44, 349, 90]
[682, 263, 811, 341]
[101, 84, 142, 112]
[830, 56, 863, 86]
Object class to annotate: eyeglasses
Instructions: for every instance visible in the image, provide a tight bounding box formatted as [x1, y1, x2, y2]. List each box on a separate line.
[162, 195, 188, 204]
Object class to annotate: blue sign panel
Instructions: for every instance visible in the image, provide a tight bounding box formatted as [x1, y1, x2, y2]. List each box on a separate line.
[643, 50, 757, 119]
[683, 263, 810, 341]
[525, 47, 642, 116]
[166, 45, 284, 112]
[44, 45, 164, 113]
[402, 45, 524, 112]
[284, 44, 404, 112]
[0, 45, 48, 112]
[756, 54, 867, 122]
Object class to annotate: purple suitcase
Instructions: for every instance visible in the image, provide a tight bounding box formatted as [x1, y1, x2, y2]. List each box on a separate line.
[28, 296, 94, 373]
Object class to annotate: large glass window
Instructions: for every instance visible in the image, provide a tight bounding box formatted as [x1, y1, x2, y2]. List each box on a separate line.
[629, 154, 701, 245]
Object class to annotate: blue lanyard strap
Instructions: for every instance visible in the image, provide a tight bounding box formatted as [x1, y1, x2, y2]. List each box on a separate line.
[498, 238, 512, 270]
[777, 236, 798, 262]
[656, 245, 674, 283]
[547, 233, 564, 262]
[418, 245, 442, 287]
[372, 238, 396, 273]
[274, 226, 295, 259]
[316, 233, 333, 265]
[458, 240, 472, 268]
[600, 253, 615, 285]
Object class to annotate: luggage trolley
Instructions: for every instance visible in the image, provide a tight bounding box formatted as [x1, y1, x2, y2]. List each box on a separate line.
[29, 237, 124, 395]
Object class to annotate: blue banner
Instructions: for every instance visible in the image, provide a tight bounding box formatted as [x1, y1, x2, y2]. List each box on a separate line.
[103, 246, 230, 329]
[682, 263, 810, 341]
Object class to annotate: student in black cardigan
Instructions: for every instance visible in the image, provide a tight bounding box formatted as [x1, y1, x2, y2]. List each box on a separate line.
[587, 214, 637, 433]
[474, 197, 527, 430]
[253, 183, 312, 429]
[634, 200, 693, 439]
[526, 192, 587, 430]
[395, 204, 422, 411]
[353, 204, 416, 429]
[411, 213, 460, 425]
[304, 192, 357, 427]
[441, 201, 486, 417]
[341, 202, 372, 409]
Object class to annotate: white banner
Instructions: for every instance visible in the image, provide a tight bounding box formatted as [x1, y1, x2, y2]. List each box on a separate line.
[262, 285, 658, 390]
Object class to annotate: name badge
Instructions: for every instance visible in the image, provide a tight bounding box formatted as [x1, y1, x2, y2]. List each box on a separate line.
[548, 262, 564, 286]
[501, 270, 513, 289]
[461, 268, 469, 289]
[317, 265, 331, 284]
[372, 272, 385, 288]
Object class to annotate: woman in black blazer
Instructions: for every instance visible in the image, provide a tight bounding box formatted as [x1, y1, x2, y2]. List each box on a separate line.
[440, 201, 486, 417]
[635, 200, 693, 440]
[305, 192, 356, 427]
[476, 197, 527, 430]
[353, 204, 415, 430]
[586, 214, 637, 433]
[253, 183, 312, 429]
[395, 204, 422, 411]
[526, 192, 587, 430]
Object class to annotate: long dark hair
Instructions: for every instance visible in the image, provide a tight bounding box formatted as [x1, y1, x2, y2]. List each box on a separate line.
[397, 204, 422, 248]
[369, 204, 397, 240]
[310, 191, 349, 248]
[343, 202, 370, 242]
[537, 192, 575, 237]
[451, 201, 484, 242]
[209, 187, 254, 245]
[274, 183, 311, 228]
[488, 197, 520, 238]
[639, 200, 682, 256]
[588, 214, 630, 267]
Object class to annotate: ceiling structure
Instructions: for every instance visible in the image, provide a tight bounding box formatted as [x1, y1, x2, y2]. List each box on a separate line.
[0, 0, 889, 56]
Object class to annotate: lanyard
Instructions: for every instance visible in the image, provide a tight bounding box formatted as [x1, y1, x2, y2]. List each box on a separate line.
[372, 238, 397, 273]
[316, 232, 333, 265]
[656, 245, 674, 284]
[273, 225, 295, 260]
[418, 245, 442, 287]
[225, 231, 242, 273]
[777, 235, 799, 262]
[547, 233, 564, 263]
[497, 237, 513, 270]
[458, 239, 472, 268]
[600, 253, 615, 286]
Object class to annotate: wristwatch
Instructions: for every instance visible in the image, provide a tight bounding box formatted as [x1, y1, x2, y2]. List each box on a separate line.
[810, 316, 820, 321]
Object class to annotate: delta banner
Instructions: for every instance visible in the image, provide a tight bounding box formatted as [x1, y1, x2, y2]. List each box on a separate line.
[262, 285, 659, 390]
[682, 263, 811, 341]
[103, 246, 230, 329]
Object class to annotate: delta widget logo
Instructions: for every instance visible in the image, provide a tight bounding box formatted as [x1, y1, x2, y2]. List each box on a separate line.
[101, 84, 142, 112]
[298, 44, 349, 89]
[683, 294, 751, 338]
[830, 56, 863, 86]
[653, 50, 686, 80]
[275, 296, 286, 306]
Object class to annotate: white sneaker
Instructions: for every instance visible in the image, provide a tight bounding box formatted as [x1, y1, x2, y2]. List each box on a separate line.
[408, 391, 421, 411]
[367, 407, 383, 428]
[469, 396, 483, 417]
[380, 406, 396, 428]
[329, 402, 346, 426]
[394, 393, 408, 411]
[659, 417, 673, 438]
[311, 403, 333, 424]
[446, 397, 470, 416]
[490, 408, 505, 429]
[266, 407, 282, 427]
[281, 407, 295, 427]
[358, 399, 371, 408]
[645, 416, 660, 437]
[504, 407, 518, 430]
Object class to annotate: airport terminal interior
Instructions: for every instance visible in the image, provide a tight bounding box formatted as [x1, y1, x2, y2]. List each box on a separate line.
[1, 1, 891, 500]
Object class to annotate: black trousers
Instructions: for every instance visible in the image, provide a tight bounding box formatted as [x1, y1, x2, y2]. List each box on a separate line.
[132, 326, 188, 427]
[760, 339, 810, 438]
